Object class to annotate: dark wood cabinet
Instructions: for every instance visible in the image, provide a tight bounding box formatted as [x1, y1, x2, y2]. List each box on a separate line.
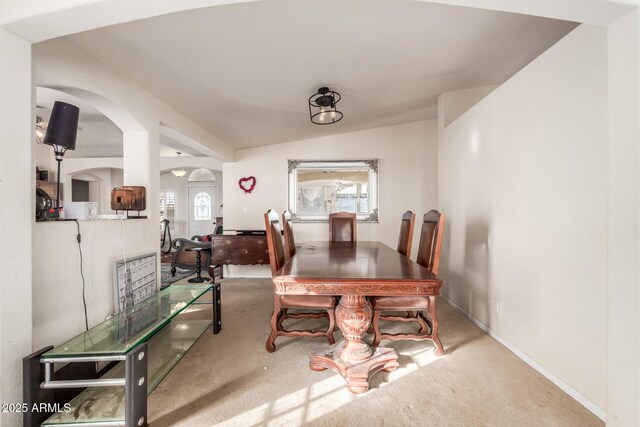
[211, 235, 270, 266]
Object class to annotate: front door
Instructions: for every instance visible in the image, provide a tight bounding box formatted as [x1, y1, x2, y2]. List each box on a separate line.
[188, 185, 217, 237]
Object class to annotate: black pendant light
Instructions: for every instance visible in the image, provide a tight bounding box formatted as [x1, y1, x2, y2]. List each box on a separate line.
[309, 87, 343, 125]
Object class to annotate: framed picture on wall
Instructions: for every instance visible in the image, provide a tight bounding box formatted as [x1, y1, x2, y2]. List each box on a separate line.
[287, 159, 379, 222]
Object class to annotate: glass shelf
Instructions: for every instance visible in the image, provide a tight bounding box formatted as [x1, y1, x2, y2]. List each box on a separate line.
[43, 318, 212, 425]
[44, 284, 212, 358]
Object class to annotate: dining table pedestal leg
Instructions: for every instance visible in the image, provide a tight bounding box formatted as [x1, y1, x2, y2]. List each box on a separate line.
[309, 294, 399, 393]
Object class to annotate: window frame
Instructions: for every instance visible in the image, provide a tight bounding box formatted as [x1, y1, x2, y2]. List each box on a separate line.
[160, 189, 176, 231]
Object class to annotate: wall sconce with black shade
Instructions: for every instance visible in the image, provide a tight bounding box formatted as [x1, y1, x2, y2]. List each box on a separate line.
[43, 101, 79, 216]
[309, 87, 343, 125]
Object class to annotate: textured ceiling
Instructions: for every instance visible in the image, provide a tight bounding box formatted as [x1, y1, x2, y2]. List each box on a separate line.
[60, 0, 577, 149]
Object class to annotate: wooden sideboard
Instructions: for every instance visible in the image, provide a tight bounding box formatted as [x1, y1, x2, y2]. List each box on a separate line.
[210, 234, 270, 269]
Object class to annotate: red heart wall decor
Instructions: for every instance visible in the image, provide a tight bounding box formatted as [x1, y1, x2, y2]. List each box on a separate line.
[238, 176, 257, 194]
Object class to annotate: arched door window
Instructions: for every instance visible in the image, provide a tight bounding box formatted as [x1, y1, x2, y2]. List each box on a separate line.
[189, 168, 216, 182]
[194, 192, 211, 221]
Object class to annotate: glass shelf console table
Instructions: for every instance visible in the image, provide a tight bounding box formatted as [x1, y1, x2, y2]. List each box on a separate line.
[23, 283, 221, 427]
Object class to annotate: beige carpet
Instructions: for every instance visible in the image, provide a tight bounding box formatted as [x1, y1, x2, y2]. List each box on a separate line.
[148, 279, 602, 427]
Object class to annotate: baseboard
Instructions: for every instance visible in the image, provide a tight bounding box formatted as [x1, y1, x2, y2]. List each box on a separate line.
[223, 264, 271, 278]
[442, 296, 606, 422]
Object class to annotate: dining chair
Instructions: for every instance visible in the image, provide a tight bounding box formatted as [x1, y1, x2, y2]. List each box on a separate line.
[396, 210, 416, 258]
[329, 211, 356, 242]
[264, 209, 336, 352]
[371, 210, 445, 347]
[282, 210, 296, 260]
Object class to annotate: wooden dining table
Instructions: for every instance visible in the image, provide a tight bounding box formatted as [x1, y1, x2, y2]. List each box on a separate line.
[272, 241, 444, 393]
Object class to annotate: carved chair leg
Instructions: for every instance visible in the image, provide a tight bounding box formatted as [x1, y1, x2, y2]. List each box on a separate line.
[420, 311, 433, 333]
[326, 308, 336, 345]
[416, 310, 430, 334]
[275, 310, 283, 329]
[277, 308, 288, 330]
[372, 309, 382, 347]
[266, 297, 282, 353]
[171, 266, 176, 277]
[428, 296, 444, 356]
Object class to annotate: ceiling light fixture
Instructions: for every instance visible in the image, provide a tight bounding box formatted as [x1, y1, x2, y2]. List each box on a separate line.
[171, 152, 187, 177]
[309, 86, 343, 125]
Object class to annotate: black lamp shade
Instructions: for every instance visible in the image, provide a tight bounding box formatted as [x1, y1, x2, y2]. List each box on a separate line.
[43, 101, 79, 151]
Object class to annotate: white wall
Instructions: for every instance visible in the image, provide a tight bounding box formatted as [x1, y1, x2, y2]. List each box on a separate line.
[1, 0, 632, 43]
[438, 24, 608, 415]
[437, 84, 498, 130]
[607, 9, 640, 426]
[160, 155, 224, 173]
[35, 140, 55, 172]
[111, 168, 123, 188]
[32, 220, 156, 348]
[223, 119, 438, 258]
[62, 158, 125, 214]
[68, 168, 122, 214]
[0, 27, 32, 427]
[2, 0, 260, 42]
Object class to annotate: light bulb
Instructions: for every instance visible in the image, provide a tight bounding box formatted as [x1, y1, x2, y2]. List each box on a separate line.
[318, 112, 326, 122]
[329, 111, 336, 119]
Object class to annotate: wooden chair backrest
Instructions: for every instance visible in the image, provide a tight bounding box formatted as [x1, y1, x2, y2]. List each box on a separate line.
[396, 210, 416, 258]
[329, 212, 356, 242]
[264, 209, 286, 277]
[282, 210, 296, 260]
[416, 210, 445, 274]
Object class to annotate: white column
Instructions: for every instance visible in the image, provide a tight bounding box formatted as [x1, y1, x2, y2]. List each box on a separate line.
[122, 126, 161, 285]
[607, 9, 640, 426]
[122, 128, 159, 224]
[0, 28, 32, 426]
